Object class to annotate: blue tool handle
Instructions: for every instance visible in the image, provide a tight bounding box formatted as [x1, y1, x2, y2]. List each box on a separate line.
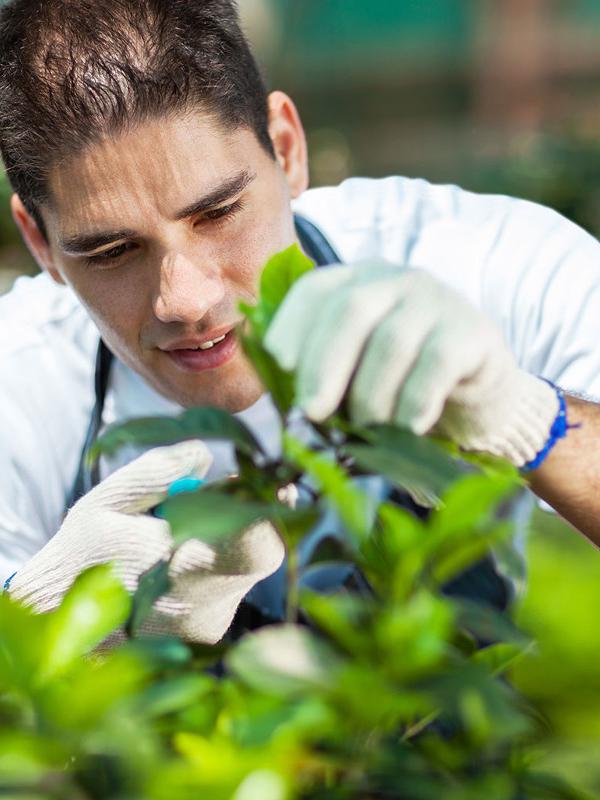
[153, 476, 205, 518]
[167, 477, 205, 497]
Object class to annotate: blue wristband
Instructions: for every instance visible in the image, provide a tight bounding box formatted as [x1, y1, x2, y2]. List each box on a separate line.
[522, 381, 580, 472]
[3, 571, 16, 593]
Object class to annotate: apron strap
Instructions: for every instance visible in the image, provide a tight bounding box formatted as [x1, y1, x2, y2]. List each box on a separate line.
[294, 214, 341, 267]
[65, 338, 113, 510]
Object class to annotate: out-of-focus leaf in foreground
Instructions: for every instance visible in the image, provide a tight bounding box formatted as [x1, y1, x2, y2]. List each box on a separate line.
[89, 406, 264, 464]
[227, 624, 342, 697]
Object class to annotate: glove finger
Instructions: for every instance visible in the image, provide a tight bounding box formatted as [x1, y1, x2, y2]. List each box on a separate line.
[349, 299, 439, 425]
[295, 273, 404, 421]
[170, 571, 270, 644]
[90, 440, 213, 514]
[264, 264, 353, 370]
[170, 520, 284, 577]
[393, 326, 486, 434]
[89, 512, 174, 594]
[162, 521, 285, 645]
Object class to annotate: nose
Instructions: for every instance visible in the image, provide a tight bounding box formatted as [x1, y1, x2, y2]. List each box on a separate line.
[153, 249, 226, 324]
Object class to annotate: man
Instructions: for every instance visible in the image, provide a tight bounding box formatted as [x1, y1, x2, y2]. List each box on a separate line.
[0, 0, 598, 643]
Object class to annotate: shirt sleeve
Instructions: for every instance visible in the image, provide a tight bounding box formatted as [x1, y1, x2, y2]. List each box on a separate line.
[0, 348, 92, 583]
[476, 197, 600, 397]
[0, 396, 60, 583]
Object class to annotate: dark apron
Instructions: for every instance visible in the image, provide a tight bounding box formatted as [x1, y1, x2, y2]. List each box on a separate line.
[67, 214, 510, 628]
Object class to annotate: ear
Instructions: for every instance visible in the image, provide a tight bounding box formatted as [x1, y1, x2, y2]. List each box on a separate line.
[10, 194, 65, 285]
[267, 91, 309, 199]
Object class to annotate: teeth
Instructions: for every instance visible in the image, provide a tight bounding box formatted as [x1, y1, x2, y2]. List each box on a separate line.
[198, 333, 227, 351]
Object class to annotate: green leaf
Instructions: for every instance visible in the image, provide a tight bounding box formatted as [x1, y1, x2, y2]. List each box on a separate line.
[455, 599, 530, 646]
[283, 433, 373, 542]
[429, 522, 512, 587]
[39, 565, 130, 681]
[430, 473, 519, 540]
[427, 661, 532, 743]
[227, 624, 341, 696]
[121, 636, 192, 668]
[260, 245, 314, 315]
[0, 731, 67, 783]
[234, 769, 288, 800]
[89, 406, 263, 464]
[135, 674, 214, 718]
[163, 489, 316, 547]
[519, 771, 596, 800]
[344, 426, 464, 507]
[126, 560, 172, 638]
[447, 444, 522, 480]
[239, 331, 295, 415]
[472, 643, 528, 675]
[374, 592, 455, 681]
[232, 695, 334, 749]
[41, 649, 149, 730]
[237, 245, 314, 415]
[363, 503, 427, 598]
[299, 591, 368, 656]
[242, 245, 315, 338]
[0, 593, 49, 691]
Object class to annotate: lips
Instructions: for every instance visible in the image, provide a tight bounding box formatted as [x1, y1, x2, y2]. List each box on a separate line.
[162, 328, 238, 372]
[161, 321, 239, 352]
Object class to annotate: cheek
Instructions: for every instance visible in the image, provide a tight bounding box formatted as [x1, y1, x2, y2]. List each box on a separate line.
[224, 203, 295, 293]
[68, 269, 148, 344]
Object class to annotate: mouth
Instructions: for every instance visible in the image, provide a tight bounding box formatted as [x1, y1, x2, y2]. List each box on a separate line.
[160, 325, 240, 373]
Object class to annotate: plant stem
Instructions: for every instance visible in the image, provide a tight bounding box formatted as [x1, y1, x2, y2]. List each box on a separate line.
[286, 544, 300, 624]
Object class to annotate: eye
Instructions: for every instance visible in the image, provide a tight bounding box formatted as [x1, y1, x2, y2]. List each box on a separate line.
[84, 242, 136, 267]
[199, 198, 245, 227]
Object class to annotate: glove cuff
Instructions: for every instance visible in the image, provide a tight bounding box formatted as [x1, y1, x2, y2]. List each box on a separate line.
[460, 373, 562, 468]
[521, 381, 577, 472]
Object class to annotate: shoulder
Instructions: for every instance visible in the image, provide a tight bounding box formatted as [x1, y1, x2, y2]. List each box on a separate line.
[292, 175, 515, 242]
[0, 273, 98, 542]
[0, 271, 96, 355]
[293, 175, 600, 304]
[293, 174, 597, 255]
[0, 272, 97, 423]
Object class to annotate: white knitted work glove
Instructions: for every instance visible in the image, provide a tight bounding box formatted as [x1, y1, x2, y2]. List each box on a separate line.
[9, 441, 285, 644]
[264, 261, 559, 468]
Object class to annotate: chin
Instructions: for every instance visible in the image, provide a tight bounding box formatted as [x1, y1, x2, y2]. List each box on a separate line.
[178, 373, 266, 413]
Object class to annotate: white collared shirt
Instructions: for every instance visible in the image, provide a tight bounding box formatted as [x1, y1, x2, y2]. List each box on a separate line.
[2, 175, 600, 578]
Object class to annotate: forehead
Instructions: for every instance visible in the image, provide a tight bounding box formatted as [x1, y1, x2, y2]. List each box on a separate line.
[47, 111, 263, 230]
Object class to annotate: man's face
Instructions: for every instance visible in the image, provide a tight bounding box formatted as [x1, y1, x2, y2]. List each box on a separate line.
[38, 103, 304, 411]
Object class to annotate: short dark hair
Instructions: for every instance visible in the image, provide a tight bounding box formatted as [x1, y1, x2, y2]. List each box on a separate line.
[0, 0, 275, 231]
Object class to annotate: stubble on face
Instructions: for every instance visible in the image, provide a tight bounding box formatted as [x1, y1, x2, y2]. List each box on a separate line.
[43, 111, 299, 412]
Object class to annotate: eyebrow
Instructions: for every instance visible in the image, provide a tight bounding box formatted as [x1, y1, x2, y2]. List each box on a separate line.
[174, 169, 256, 221]
[60, 228, 137, 255]
[59, 168, 256, 255]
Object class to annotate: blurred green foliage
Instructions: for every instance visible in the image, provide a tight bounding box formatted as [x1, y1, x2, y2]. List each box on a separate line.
[0, 170, 14, 246]
[464, 135, 600, 241]
[513, 511, 600, 796]
[274, 0, 471, 75]
[0, 246, 594, 799]
[0, 169, 37, 281]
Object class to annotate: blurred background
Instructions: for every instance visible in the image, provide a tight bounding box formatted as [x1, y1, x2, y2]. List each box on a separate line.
[250, 0, 600, 228]
[7, 1, 600, 289]
[2, 0, 600, 790]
